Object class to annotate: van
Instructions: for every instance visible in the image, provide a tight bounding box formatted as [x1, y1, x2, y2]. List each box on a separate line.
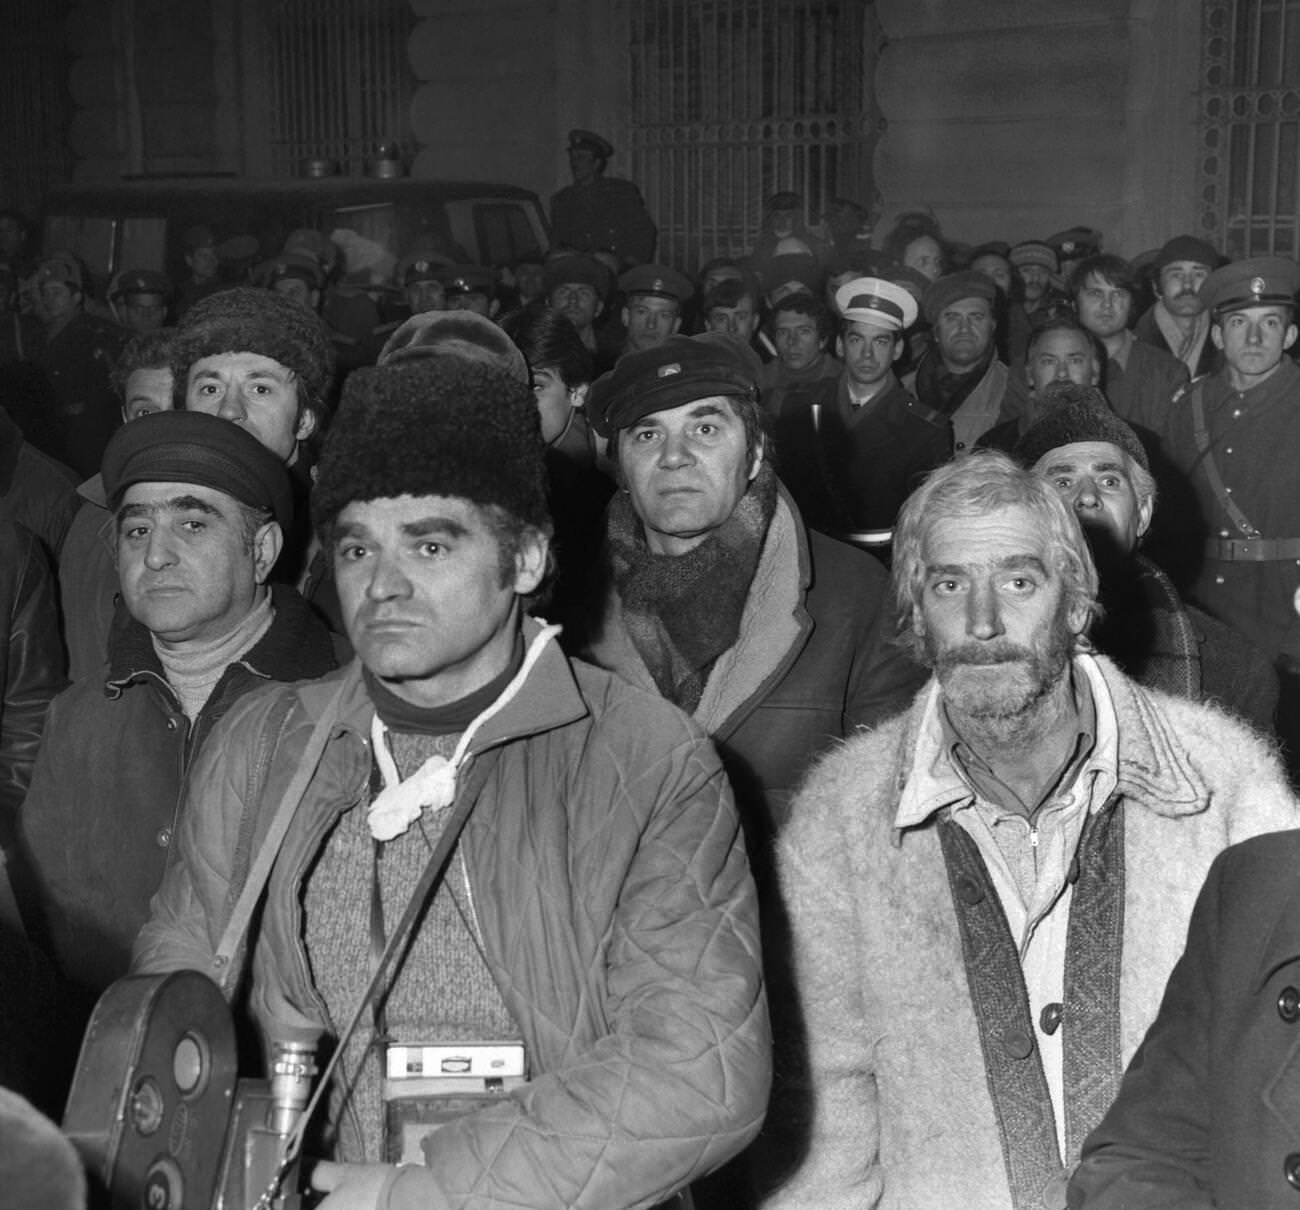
[40, 175, 550, 299]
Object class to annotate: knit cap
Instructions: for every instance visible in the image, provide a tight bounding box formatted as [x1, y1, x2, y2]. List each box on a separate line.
[312, 357, 549, 534]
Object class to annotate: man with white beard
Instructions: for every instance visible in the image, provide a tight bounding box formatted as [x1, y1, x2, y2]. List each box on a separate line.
[768, 450, 1298, 1210]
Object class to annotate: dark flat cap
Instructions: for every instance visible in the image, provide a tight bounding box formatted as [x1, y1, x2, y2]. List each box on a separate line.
[1009, 241, 1058, 273]
[586, 333, 758, 437]
[102, 410, 293, 530]
[1199, 255, 1300, 316]
[542, 254, 613, 298]
[568, 129, 614, 159]
[259, 252, 325, 291]
[1014, 388, 1148, 472]
[921, 270, 999, 325]
[1153, 235, 1220, 273]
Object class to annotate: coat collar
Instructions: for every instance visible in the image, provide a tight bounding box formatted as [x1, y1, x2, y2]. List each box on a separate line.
[105, 582, 337, 697]
[294, 615, 590, 757]
[891, 653, 1208, 843]
[586, 483, 813, 740]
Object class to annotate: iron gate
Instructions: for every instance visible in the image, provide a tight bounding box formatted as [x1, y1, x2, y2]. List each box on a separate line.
[1199, 0, 1300, 257]
[625, 0, 880, 271]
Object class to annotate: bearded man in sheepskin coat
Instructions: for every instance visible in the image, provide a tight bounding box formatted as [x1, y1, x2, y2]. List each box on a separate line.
[769, 450, 1299, 1210]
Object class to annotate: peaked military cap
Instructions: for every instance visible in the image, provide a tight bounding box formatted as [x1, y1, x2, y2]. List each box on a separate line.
[1200, 256, 1300, 317]
[567, 129, 614, 159]
[618, 263, 694, 304]
[110, 268, 171, 300]
[435, 264, 495, 296]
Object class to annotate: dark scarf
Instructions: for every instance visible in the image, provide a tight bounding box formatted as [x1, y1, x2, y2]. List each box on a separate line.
[608, 465, 778, 713]
[913, 343, 996, 417]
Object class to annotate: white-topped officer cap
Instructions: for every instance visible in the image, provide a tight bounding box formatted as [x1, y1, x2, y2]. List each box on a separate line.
[834, 276, 918, 332]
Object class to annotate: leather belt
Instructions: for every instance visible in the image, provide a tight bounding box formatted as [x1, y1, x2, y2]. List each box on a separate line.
[1205, 537, 1300, 562]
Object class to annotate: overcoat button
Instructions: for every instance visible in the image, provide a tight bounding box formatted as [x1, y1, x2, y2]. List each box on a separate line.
[156, 827, 172, 848]
[1284, 1151, 1300, 1189]
[956, 875, 983, 904]
[1002, 1029, 1034, 1060]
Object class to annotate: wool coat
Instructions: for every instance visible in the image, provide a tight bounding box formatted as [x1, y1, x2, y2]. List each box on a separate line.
[769, 655, 1299, 1210]
[1069, 828, 1300, 1209]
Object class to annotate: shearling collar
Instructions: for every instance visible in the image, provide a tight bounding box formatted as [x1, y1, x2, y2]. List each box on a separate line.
[891, 653, 1207, 844]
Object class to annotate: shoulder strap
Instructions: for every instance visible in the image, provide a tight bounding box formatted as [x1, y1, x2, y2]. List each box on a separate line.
[212, 674, 355, 986]
[1190, 381, 1261, 539]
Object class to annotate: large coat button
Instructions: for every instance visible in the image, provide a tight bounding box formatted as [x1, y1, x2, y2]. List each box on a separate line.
[1279, 986, 1300, 1023]
[1002, 1028, 1034, 1060]
[1284, 1152, 1300, 1189]
[956, 874, 984, 904]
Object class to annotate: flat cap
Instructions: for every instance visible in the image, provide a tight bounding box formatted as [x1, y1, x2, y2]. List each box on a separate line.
[1200, 255, 1300, 317]
[110, 268, 171, 300]
[377, 310, 529, 383]
[102, 410, 293, 530]
[767, 191, 802, 211]
[568, 129, 614, 159]
[760, 252, 824, 300]
[618, 263, 694, 304]
[922, 270, 998, 325]
[35, 254, 82, 289]
[183, 225, 216, 251]
[586, 332, 759, 437]
[1153, 235, 1220, 273]
[1046, 227, 1103, 258]
[542, 254, 613, 298]
[435, 264, 495, 295]
[1009, 241, 1059, 273]
[1014, 387, 1148, 472]
[835, 276, 918, 332]
[260, 252, 325, 291]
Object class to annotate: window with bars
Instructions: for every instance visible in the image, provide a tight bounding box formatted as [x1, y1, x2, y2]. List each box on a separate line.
[265, 0, 415, 176]
[1200, 0, 1300, 257]
[626, 0, 880, 270]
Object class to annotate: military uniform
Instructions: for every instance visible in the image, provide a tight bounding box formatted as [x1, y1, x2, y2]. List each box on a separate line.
[550, 130, 657, 265]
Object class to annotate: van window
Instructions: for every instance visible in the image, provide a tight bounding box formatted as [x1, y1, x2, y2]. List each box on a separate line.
[119, 218, 167, 275]
[44, 215, 117, 281]
[473, 202, 544, 266]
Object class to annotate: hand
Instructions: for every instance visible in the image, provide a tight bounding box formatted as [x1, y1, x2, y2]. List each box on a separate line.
[309, 1161, 394, 1210]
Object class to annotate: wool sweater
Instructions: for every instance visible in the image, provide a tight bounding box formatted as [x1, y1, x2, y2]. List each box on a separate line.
[769, 655, 1299, 1210]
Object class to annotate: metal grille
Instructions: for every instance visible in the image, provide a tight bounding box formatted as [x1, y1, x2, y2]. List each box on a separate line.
[0, 1, 71, 215]
[267, 0, 415, 176]
[1199, 0, 1300, 256]
[626, 0, 880, 271]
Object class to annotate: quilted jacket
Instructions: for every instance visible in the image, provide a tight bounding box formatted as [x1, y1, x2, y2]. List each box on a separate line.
[134, 620, 771, 1210]
[770, 655, 1299, 1210]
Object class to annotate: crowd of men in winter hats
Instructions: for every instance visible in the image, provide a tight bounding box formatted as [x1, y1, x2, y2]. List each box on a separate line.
[3, 125, 1300, 1209]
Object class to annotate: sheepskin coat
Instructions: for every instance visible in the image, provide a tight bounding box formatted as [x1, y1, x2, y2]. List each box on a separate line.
[770, 654, 1299, 1210]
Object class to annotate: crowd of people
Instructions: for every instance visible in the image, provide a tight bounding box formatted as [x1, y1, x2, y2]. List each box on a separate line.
[2, 125, 1300, 1209]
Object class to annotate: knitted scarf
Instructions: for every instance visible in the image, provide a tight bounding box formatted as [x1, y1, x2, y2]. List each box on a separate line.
[913, 343, 997, 417]
[609, 465, 777, 714]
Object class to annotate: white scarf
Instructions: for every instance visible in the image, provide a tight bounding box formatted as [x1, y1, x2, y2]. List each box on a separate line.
[366, 623, 561, 842]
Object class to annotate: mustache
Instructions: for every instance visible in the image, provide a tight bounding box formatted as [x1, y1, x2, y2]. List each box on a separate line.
[934, 642, 1035, 670]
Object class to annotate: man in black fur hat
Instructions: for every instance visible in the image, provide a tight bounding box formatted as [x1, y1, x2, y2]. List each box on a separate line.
[134, 354, 769, 1210]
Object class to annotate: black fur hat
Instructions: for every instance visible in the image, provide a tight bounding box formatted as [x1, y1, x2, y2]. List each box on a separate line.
[312, 357, 550, 533]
